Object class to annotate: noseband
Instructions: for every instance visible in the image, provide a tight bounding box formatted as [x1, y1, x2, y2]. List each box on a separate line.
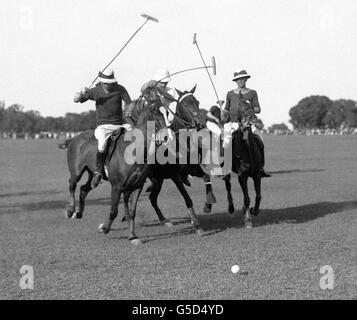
[164, 93, 202, 130]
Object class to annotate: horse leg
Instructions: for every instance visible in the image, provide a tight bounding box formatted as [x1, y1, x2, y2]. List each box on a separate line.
[238, 174, 252, 228]
[149, 178, 174, 227]
[74, 170, 94, 219]
[203, 174, 216, 213]
[223, 174, 235, 214]
[123, 190, 143, 245]
[171, 174, 204, 236]
[128, 187, 142, 224]
[98, 185, 121, 234]
[65, 167, 85, 218]
[252, 175, 262, 216]
[65, 175, 77, 218]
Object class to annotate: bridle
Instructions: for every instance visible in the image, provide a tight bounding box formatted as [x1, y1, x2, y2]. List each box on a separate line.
[238, 97, 257, 131]
[161, 92, 202, 131]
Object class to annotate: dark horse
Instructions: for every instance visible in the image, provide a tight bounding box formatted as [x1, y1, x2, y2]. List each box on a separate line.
[223, 104, 265, 228]
[62, 100, 167, 244]
[143, 85, 215, 234]
[60, 88, 210, 240]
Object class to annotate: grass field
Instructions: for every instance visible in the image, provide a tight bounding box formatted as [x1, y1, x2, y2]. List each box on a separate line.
[0, 135, 356, 300]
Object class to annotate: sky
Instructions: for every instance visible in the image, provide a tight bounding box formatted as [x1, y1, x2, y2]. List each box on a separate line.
[1, 0, 357, 127]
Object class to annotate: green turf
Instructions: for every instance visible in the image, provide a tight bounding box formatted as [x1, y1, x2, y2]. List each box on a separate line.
[0, 136, 356, 299]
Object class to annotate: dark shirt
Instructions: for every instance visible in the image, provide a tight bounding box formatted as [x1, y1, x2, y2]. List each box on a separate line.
[224, 89, 260, 122]
[80, 83, 132, 126]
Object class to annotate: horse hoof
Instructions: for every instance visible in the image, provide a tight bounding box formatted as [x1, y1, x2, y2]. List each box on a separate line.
[98, 223, 110, 234]
[196, 228, 205, 237]
[228, 204, 235, 214]
[250, 207, 260, 216]
[244, 221, 253, 229]
[163, 221, 174, 228]
[203, 203, 212, 213]
[72, 211, 83, 219]
[131, 238, 143, 245]
[65, 207, 75, 219]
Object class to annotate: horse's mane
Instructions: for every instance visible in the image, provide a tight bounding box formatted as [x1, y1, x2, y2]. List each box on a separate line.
[124, 98, 147, 126]
[136, 103, 151, 127]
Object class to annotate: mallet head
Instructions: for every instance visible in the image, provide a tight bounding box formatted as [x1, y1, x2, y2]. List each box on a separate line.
[193, 33, 197, 44]
[141, 14, 159, 23]
[212, 56, 216, 75]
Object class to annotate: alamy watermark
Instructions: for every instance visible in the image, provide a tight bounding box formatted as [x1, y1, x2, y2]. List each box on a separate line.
[19, 265, 34, 290]
[319, 265, 334, 290]
[122, 121, 233, 176]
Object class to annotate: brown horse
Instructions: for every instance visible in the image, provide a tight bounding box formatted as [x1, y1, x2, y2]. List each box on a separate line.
[222, 102, 265, 228]
[143, 86, 213, 234]
[62, 100, 168, 244]
[60, 89, 211, 240]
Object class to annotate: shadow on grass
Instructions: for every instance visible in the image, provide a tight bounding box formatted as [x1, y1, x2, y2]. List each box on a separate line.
[199, 200, 357, 233]
[0, 193, 150, 214]
[269, 168, 325, 175]
[0, 189, 63, 198]
[110, 226, 196, 243]
[0, 198, 111, 213]
[114, 200, 357, 242]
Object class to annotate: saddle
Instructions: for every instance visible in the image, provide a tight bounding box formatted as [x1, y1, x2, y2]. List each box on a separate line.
[100, 128, 127, 180]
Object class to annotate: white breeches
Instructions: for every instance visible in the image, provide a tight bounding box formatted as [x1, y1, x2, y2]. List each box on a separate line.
[94, 124, 131, 152]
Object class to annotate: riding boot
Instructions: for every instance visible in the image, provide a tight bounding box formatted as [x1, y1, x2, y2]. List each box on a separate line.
[260, 168, 271, 178]
[91, 151, 105, 188]
[255, 135, 271, 178]
[258, 146, 271, 177]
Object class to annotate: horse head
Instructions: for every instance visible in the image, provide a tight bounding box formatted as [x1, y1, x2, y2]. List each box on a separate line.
[174, 85, 206, 130]
[238, 96, 257, 129]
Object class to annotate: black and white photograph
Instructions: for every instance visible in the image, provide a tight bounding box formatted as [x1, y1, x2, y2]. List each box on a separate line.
[0, 0, 356, 306]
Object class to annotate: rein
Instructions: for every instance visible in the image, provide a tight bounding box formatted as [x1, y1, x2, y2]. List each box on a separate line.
[138, 89, 200, 130]
[143, 91, 196, 130]
[163, 93, 199, 130]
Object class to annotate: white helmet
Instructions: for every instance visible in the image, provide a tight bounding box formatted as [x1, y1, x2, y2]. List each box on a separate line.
[152, 68, 171, 83]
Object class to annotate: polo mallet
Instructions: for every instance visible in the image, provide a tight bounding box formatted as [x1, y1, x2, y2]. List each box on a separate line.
[155, 62, 217, 84]
[153, 64, 217, 122]
[89, 13, 159, 88]
[192, 33, 224, 109]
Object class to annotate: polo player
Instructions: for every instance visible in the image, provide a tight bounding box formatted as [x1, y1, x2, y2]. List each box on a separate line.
[73, 69, 133, 188]
[135, 68, 191, 189]
[222, 69, 271, 177]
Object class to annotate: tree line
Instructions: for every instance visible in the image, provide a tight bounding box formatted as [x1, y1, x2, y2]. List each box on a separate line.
[1, 95, 356, 137]
[289, 96, 357, 130]
[0, 101, 96, 136]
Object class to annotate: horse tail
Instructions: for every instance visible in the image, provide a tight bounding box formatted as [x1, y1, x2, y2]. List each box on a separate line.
[58, 138, 73, 150]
